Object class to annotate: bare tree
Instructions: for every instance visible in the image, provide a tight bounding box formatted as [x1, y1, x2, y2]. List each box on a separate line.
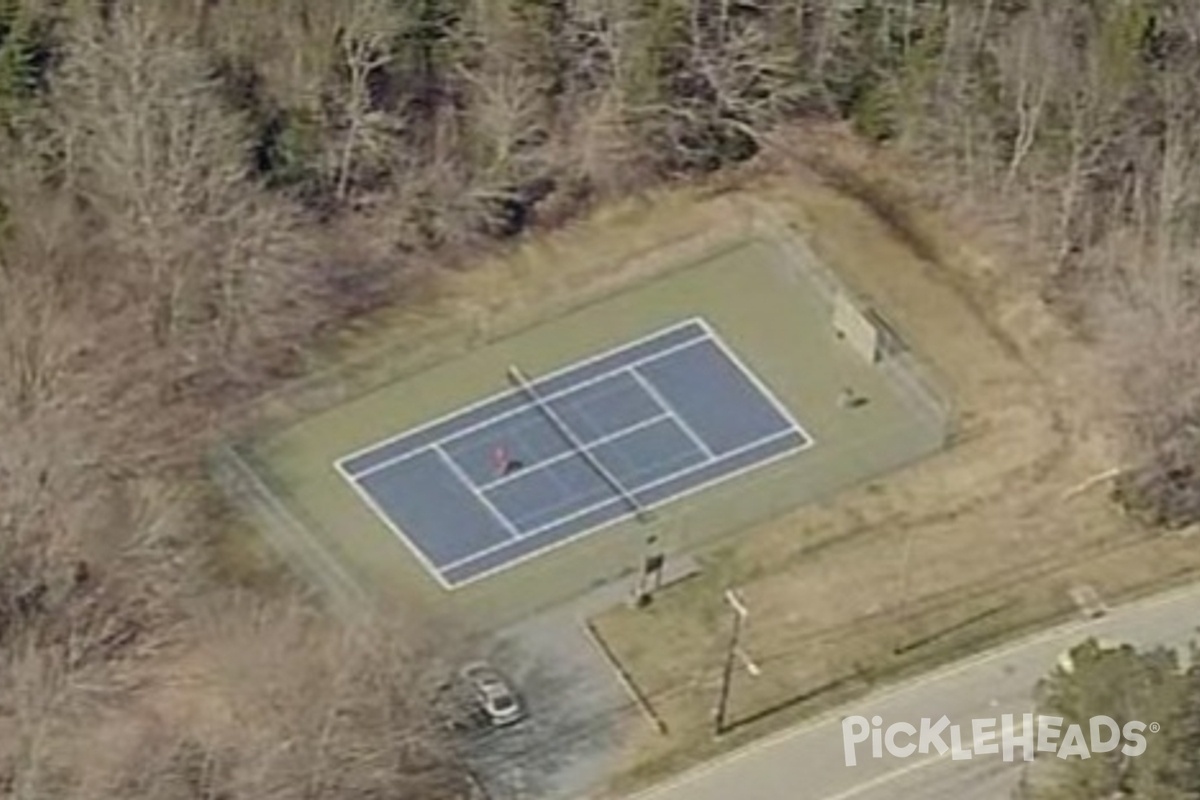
[333, 0, 403, 203]
[47, 1, 299, 351]
[996, 3, 1056, 193]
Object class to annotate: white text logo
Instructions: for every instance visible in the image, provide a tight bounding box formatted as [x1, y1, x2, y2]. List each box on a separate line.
[841, 714, 1153, 766]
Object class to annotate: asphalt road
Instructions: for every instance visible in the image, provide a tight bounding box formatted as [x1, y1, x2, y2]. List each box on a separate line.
[629, 582, 1200, 800]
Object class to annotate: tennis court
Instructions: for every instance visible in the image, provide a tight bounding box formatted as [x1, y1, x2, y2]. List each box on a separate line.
[335, 318, 813, 588]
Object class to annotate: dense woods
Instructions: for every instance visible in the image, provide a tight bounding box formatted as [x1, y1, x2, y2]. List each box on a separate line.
[2, 0, 1200, 797]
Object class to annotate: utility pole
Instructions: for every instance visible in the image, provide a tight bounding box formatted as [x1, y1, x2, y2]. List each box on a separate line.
[714, 588, 749, 735]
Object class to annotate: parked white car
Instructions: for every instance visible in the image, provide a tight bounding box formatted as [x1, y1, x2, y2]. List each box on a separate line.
[459, 661, 525, 727]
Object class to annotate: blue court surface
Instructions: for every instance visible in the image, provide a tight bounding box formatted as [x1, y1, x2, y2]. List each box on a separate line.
[335, 318, 813, 588]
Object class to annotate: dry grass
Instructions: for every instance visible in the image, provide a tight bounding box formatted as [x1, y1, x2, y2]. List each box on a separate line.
[226, 130, 1199, 794]
[258, 186, 758, 429]
[584, 135, 1200, 790]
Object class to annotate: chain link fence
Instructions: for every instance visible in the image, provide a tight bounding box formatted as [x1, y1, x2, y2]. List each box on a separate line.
[210, 441, 372, 616]
[211, 198, 952, 609]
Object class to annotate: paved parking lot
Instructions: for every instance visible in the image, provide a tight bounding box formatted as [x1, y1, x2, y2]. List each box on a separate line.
[458, 579, 653, 799]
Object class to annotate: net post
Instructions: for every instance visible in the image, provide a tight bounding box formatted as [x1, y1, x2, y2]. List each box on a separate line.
[506, 362, 653, 522]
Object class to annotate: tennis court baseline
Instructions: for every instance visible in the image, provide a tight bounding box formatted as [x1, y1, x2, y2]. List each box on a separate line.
[335, 318, 813, 588]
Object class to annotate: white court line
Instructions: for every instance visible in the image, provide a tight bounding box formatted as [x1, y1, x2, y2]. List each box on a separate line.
[444, 430, 813, 586]
[440, 495, 627, 573]
[528, 427, 800, 538]
[442, 329, 821, 582]
[440, 426, 805, 574]
[628, 366, 716, 460]
[333, 458, 454, 591]
[441, 494, 628, 575]
[695, 317, 814, 445]
[335, 318, 708, 471]
[337, 319, 816, 589]
[430, 443, 520, 540]
[345, 333, 716, 480]
[476, 412, 674, 492]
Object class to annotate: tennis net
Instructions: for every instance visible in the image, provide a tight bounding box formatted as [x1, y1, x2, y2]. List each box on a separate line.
[506, 364, 652, 521]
